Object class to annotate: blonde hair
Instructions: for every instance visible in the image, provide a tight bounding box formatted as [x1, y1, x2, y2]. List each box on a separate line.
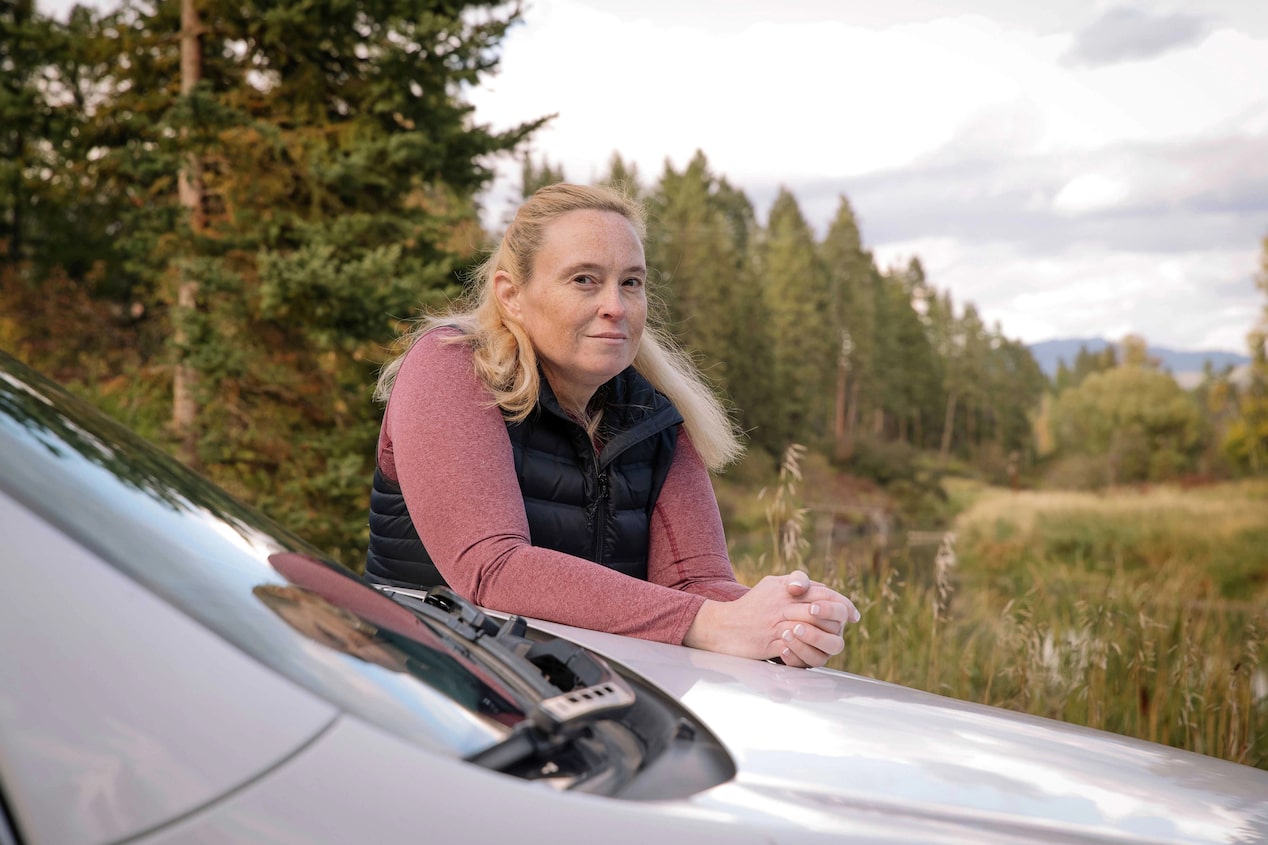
[376, 182, 743, 470]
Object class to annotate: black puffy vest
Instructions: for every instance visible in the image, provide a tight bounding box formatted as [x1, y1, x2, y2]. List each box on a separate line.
[364, 367, 682, 589]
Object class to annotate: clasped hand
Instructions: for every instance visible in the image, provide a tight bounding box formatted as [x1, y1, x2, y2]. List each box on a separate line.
[684, 570, 860, 668]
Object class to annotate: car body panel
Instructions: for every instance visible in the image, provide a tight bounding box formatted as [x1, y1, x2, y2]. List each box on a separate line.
[130, 715, 1062, 845]
[0, 490, 338, 845]
[129, 716, 772, 845]
[526, 619, 1268, 844]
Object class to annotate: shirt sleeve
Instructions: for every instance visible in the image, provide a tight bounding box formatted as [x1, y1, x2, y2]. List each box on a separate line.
[648, 433, 750, 602]
[382, 329, 723, 644]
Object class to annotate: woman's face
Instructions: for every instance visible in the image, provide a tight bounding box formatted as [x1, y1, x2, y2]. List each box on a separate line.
[496, 209, 647, 412]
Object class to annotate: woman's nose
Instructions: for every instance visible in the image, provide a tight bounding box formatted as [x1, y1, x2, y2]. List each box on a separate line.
[598, 280, 626, 318]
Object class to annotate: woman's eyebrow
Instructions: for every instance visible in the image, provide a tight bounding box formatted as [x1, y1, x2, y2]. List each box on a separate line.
[559, 261, 647, 276]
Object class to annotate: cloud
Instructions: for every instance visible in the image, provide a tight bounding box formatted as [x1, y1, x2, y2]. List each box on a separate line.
[1064, 7, 1211, 66]
[785, 130, 1268, 256]
[867, 238, 1262, 352]
[772, 119, 1268, 351]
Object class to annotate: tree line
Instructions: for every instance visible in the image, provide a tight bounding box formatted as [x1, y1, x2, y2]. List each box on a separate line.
[3, 1, 1266, 567]
[538, 152, 1048, 479]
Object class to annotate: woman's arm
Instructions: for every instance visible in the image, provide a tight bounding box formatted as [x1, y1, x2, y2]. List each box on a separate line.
[385, 330, 708, 644]
[649, 433, 860, 667]
[646, 433, 749, 601]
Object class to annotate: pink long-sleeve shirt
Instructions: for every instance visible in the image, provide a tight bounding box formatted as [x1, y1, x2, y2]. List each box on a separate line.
[377, 328, 749, 644]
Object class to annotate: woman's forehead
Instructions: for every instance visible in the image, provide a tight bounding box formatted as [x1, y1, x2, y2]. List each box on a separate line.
[533, 210, 645, 269]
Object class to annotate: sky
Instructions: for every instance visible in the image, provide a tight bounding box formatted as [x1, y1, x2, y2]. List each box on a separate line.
[462, 0, 1268, 354]
[37, 0, 1268, 354]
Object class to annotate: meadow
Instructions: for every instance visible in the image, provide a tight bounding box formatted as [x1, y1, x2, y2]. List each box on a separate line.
[721, 451, 1268, 770]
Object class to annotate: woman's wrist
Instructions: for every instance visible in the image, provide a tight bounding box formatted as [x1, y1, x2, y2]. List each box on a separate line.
[682, 599, 725, 652]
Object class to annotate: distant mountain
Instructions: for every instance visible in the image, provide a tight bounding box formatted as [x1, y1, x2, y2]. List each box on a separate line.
[1028, 338, 1250, 378]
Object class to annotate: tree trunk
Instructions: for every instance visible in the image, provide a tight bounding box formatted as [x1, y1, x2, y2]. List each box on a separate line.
[833, 354, 848, 460]
[172, 0, 203, 466]
[965, 400, 976, 458]
[939, 390, 959, 465]
[841, 377, 861, 461]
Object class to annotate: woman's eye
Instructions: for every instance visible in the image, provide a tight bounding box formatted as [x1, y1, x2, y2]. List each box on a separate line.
[622, 277, 644, 288]
[573, 274, 597, 285]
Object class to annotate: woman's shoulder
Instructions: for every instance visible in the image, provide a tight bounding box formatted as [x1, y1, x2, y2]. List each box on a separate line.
[396, 325, 477, 386]
[407, 324, 469, 357]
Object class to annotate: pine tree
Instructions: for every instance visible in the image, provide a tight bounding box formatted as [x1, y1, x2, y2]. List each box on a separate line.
[758, 188, 835, 450]
[20, 0, 545, 563]
[0, 1, 106, 278]
[819, 195, 875, 460]
[982, 325, 1046, 459]
[872, 259, 940, 444]
[643, 152, 772, 453]
[600, 152, 642, 197]
[645, 153, 734, 368]
[1, 0, 44, 268]
[520, 152, 567, 198]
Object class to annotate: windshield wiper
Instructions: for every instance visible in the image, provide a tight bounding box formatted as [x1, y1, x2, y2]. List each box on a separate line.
[380, 587, 641, 789]
[382, 587, 636, 724]
[379, 585, 736, 800]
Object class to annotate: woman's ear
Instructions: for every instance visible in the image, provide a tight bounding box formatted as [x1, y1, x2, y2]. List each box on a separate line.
[493, 270, 521, 320]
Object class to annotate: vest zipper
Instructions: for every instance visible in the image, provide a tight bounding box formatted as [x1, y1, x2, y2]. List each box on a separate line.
[592, 469, 609, 564]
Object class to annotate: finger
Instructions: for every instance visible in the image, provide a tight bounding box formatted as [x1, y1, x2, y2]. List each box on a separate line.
[817, 596, 861, 626]
[766, 632, 811, 667]
[794, 583, 858, 611]
[780, 604, 844, 634]
[783, 623, 844, 663]
[782, 595, 860, 628]
[780, 633, 831, 669]
[783, 570, 811, 596]
[777, 646, 811, 668]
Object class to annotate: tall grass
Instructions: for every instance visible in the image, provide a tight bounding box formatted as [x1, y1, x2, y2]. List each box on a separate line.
[730, 450, 1268, 769]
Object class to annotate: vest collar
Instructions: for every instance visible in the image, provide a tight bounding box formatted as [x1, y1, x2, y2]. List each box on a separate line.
[536, 367, 683, 467]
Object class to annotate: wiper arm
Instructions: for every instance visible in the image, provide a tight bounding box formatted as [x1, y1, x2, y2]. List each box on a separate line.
[382, 587, 636, 717]
[466, 679, 637, 773]
[378, 585, 736, 799]
[380, 587, 640, 781]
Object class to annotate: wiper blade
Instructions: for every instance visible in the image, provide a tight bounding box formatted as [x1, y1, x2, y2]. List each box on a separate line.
[382, 587, 636, 720]
[379, 586, 641, 782]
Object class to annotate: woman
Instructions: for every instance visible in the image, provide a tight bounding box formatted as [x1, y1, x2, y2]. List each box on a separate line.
[365, 183, 858, 668]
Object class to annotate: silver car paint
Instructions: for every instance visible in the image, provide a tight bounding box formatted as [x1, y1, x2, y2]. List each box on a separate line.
[133, 714, 1065, 845]
[527, 618, 1268, 844]
[0, 490, 338, 845]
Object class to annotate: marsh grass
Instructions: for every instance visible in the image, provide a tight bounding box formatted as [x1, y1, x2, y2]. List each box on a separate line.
[731, 458, 1268, 769]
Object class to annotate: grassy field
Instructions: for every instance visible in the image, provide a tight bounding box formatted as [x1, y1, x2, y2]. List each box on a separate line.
[723, 456, 1268, 770]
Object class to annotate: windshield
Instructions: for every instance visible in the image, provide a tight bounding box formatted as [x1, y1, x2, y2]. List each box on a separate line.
[0, 353, 526, 756]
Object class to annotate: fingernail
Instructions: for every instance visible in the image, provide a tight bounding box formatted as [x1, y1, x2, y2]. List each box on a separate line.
[810, 603, 820, 616]
[782, 629, 793, 642]
[782, 648, 792, 658]
[794, 624, 805, 637]
[852, 608, 861, 623]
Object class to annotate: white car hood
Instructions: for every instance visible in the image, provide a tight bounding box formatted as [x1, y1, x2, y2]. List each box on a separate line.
[532, 619, 1268, 845]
